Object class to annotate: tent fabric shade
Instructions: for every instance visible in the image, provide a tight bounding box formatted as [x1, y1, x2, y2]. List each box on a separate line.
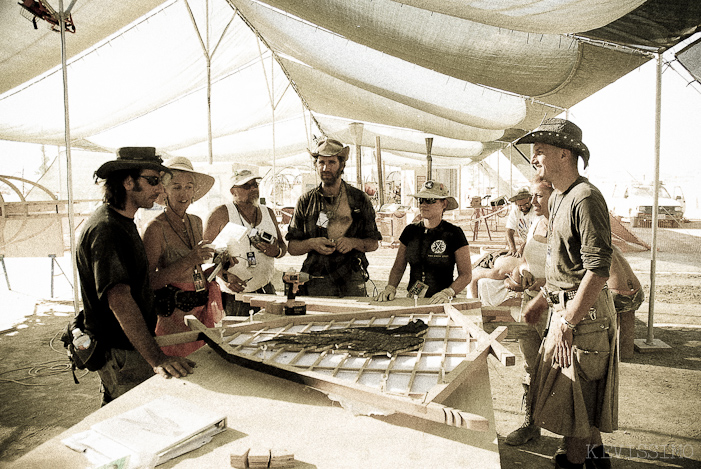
[0, 0, 700, 167]
[676, 37, 701, 84]
[389, 0, 648, 35]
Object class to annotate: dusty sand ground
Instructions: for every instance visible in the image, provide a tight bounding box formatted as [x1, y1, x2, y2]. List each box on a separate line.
[1, 222, 700, 467]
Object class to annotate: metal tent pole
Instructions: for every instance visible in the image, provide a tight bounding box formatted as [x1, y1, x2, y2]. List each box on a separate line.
[58, 0, 80, 314]
[375, 136, 384, 207]
[426, 137, 433, 180]
[636, 52, 671, 352]
[349, 123, 364, 189]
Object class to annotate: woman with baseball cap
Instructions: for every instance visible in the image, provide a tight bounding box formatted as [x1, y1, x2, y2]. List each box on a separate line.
[375, 180, 472, 304]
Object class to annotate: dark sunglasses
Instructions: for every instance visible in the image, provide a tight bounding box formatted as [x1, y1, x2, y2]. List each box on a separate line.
[419, 198, 438, 205]
[238, 181, 259, 190]
[139, 175, 162, 186]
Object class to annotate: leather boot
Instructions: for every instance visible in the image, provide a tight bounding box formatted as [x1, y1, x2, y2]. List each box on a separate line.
[504, 385, 540, 446]
[585, 445, 612, 469]
[554, 453, 584, 469]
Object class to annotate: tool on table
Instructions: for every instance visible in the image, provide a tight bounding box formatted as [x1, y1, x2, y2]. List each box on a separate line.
[207, 248, 231, 282]
[281, 270, 322, 315]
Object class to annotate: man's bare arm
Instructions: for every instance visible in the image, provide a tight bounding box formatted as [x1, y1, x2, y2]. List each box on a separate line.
[107, 284, 195, 378]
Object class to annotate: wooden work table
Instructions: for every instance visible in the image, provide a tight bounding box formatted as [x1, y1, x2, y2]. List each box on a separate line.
[13, 298, 503, 468]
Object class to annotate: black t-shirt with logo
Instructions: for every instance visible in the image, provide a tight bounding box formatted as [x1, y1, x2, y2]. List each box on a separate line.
[400, 220, 469, 297]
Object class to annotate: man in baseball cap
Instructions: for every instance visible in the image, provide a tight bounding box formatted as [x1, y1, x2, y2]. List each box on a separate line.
[204, 168, 287, 316]
[505, 187, 538, 257]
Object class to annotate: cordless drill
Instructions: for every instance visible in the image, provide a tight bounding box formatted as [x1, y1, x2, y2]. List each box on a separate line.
[281, 271, 321, 315]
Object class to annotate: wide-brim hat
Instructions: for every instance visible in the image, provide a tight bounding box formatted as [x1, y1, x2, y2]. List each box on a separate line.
[410, 180, 459, 210]
[162, 156, 215, 202]
[95, 147, 169, 179]
[508, 187, 531, 202]
[230, 169, 262, 188]
[308, 138, 350, 162]
[515, 118, 590, 168]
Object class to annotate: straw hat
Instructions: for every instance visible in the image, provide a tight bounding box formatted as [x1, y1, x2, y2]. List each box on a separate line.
[162, 156, 214, 202]
[515, 118, 590, 168]
[410, 180, 459, 210]
[95, 147, 169, 179]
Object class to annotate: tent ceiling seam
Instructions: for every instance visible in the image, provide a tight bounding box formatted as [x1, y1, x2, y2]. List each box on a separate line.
[567, 34, 659, 56]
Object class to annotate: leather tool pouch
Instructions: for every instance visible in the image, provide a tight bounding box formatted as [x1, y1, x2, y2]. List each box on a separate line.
[59, 310, 106, 380]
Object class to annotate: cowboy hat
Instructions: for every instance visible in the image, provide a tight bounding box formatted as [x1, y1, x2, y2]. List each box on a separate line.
[95, 147, 169, 179]
[162, 156, 215, 202]
[515, 118, 590, 168]
[410, 180, 459, 210]
[230, 169, 262, 188]
[508, 187, 531, 202]
[308, 138, 350, 162]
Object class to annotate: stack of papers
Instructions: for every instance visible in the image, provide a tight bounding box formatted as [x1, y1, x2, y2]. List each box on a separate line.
[63, 395, 227, 468]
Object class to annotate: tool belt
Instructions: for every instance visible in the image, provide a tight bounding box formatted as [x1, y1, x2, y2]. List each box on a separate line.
[154, 285, 209, 317]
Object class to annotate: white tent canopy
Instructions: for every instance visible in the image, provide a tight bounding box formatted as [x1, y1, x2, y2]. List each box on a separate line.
[3, 0, 680, 169]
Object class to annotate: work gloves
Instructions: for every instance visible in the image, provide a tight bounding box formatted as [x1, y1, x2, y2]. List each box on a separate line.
[375, 285, 397, 302]
[429, 287, 455, 304]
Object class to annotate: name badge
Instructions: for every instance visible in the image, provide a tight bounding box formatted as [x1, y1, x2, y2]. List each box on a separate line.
[317, 211, 330, 228]
[247, 251, 257, 267]
[408, 280, 429, 298]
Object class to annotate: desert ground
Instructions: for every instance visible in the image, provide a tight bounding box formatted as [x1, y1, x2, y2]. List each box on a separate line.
[1, 219, 700, 468]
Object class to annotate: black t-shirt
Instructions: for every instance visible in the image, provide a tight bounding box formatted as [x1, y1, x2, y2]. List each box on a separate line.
[400, 220, 469, 297]
[76, 204, 156, 350]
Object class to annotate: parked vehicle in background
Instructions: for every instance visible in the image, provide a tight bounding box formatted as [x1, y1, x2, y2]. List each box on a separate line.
[609, 182, 685, 228]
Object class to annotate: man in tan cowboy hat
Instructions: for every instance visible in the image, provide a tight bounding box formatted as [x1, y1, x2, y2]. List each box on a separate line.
[286, 137, 382, 297]
[505, 187, 538, 257]
[516, 119, 617, 468]
[204, 169, 287, 316]
[76, 147, 196, 405]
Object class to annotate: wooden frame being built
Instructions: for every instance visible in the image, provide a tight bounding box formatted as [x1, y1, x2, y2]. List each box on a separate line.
[180, 300, 514, 433]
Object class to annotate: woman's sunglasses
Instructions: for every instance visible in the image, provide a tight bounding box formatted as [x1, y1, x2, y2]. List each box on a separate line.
[139, 175, 162, 186]
[239, 181, 259, 190]
[419, 198, 438, 205]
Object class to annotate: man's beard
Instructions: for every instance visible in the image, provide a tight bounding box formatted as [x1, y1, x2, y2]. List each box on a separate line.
[320, 167, 343, 185]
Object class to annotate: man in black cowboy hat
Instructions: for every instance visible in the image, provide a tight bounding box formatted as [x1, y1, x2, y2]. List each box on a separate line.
[516, 119, 617, 469]
[286, 138, 382, 297]
[76, 147, 196, 405]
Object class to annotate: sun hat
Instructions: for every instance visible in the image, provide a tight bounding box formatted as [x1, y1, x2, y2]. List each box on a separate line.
[515, 118, 590, 168]
[308, 138, 350, 162]
[162, 156, 215, 202]
[410, 180, 459, 210]
[94, 147, 169, 179]
[508, 187, 531, 202]
[230, 169, 262, 188]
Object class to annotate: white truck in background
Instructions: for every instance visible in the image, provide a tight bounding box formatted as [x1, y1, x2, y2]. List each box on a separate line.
[609, 182, 685, 228]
